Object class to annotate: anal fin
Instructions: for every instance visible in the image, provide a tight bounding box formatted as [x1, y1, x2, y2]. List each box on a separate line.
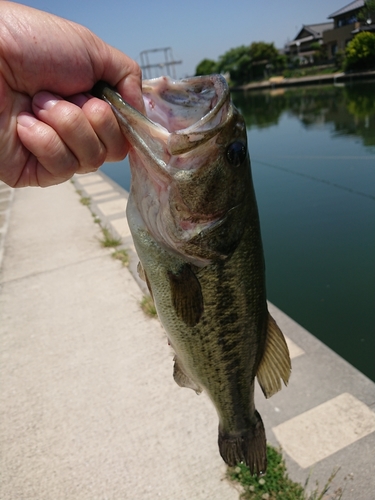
[173, 355, 202, 394]
[256, 313, 291, 398]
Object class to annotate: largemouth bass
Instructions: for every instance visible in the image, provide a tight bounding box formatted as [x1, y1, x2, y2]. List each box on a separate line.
[93, 75, 291, 475]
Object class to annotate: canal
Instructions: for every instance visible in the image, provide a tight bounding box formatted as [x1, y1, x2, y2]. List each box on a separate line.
[101, 80, 375, 381]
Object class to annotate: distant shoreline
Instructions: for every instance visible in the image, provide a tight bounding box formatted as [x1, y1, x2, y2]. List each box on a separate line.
[233, 69, 375, 91]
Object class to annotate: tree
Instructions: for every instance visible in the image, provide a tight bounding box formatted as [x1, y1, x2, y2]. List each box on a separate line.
[248, 41, 280, 62]
[195, 58, 217, 76]
[195, 42, 286, 86]
[216, 46, 252, 85]
[357, 0, 375, 23]
[310, 42, 328, 64]
[344, 32, 375, 71]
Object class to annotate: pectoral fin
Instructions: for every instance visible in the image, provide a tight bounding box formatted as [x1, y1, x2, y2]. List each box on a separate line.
[256, 314, 291, 398]
[167, 264, 204, 327]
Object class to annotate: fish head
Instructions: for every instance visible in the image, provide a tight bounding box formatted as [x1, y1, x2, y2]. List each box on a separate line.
[97, 75, 251, 266]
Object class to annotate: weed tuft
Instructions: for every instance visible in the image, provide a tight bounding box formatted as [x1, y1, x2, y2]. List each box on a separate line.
[140, 295, 157, 318]
[80, 196, 91, 206]
[100, 227, 121, 248]
[112, 249, 129, 267]
[227, 445, 343, 500]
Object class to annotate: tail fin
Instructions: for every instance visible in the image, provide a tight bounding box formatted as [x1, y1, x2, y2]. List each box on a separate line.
[218, 411, 267, 475]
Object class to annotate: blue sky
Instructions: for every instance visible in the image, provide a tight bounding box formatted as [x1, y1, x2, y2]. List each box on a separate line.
[19, 0, 346, 77]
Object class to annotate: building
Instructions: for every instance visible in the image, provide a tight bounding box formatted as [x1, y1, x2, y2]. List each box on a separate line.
[323, 0, 375, 59]
[286, 23, 334, 64]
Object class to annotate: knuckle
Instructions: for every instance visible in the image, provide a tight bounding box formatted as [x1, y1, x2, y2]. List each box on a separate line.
[38, 129, 78, 176]
[85, 99, 114, 133]
[79, 141, 106, 172]
[56, 103, 83, 134]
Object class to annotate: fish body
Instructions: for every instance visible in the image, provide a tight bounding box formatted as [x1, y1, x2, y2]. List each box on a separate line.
[93, 76, 291, 475]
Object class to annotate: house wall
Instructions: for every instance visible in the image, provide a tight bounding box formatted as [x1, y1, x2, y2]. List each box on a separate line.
[323, 22, 360, 58]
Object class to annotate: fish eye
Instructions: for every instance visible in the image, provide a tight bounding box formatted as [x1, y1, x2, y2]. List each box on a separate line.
[226, 141, 247, 167]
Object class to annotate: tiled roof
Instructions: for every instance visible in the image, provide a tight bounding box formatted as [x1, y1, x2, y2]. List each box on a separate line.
[328, 0, 365, 19]
[305, 22, 334, 36]
[291, 22, 333, 43]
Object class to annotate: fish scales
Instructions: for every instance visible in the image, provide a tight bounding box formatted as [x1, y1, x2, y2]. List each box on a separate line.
[93, 75, 291, 475]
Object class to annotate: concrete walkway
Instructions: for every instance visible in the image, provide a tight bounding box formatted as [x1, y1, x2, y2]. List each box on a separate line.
[1, 172, 374, 500]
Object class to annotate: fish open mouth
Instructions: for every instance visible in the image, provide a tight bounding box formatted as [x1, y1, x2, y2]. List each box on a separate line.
[140, 75, 231, 155]
[92, 75, 232, 163]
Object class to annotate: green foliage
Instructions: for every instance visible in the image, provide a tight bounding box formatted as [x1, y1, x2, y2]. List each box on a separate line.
[357, 0, 375, 22]
[140, 295, 157, 317]
[283, 65, 335, 79]
[344, 32, 375, 71]
[310, 42, 328, 64]
[111, 249, 129, 266]
[100, 227, 121, 248]
[195, 58, 218, 76]
[196, 42, 286, 86]
[334, 49, 345, 69]
[216, 45, 252, 85]
[227, 445, 343, 500]
[79, 196, 91, 206]
[228, 445, 305, 499]
[248, 41, 280, 62]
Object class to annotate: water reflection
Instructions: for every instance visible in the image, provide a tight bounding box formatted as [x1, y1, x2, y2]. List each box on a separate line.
[233, 81, 375, 148]
[232, 81, 375, 381]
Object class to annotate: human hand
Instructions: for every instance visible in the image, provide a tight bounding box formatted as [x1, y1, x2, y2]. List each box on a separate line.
[0, 1, 143, 187]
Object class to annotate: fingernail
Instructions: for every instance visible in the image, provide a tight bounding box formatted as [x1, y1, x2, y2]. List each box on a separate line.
[33, 91, 60, 111]
[17, 113, 38, 128]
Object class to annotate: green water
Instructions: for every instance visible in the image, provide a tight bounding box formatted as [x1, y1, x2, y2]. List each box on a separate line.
[101, 81, 375, 381]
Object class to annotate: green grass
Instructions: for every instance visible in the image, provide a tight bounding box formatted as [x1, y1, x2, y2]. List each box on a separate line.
[99, 227, 122, 248]
[282, 65, 337, 79]
[79, 196, 91, 206]
[140, 295, 157, 318]
[75, 189, 91, 206]
[227, 445, 343, 500]
[91, 213, 101, 224]
[111, 249, 129, 267]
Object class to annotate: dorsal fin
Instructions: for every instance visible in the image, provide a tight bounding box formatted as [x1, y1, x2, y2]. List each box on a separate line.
[256, 314, 291, 399]
[167, 264, 204, 327]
